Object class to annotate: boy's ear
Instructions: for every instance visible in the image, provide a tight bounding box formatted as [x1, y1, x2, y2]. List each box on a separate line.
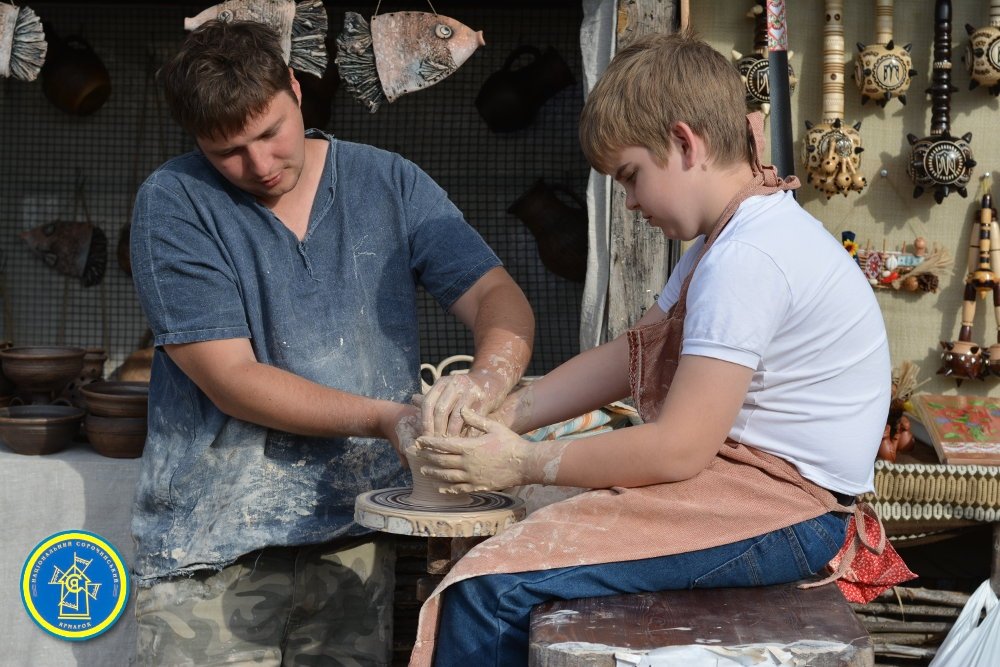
[670, 121, 704, 169]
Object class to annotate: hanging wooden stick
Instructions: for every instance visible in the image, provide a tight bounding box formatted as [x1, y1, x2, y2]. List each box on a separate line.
[803, 0, 866, 198]
[906, 0, 975, 203]
[964, 0, 1000, 95]
[855, 0, 917, 106]
[732, 0, 797, 117]
[766, 0, 796, 178]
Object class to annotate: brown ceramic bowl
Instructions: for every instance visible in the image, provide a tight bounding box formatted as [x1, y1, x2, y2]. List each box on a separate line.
[81, 381, 149, 418]
[85, 413, 147, 458]
[0, 346, 86, 397]
[0, 405, 84, 455]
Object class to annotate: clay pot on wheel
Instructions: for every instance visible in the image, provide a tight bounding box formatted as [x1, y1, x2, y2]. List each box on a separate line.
[40, 24, 111, 116]
[508, 180, 588, 283]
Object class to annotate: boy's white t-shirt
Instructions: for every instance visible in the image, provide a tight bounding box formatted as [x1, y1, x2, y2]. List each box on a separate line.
[657, 190, 890, 495]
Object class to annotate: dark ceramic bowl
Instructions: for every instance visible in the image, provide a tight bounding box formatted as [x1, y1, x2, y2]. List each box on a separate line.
[0, 404, 84, 455]
[0, 346, 86, 395]
[85, 413, 147, 458]
[81, 381, 149, 418]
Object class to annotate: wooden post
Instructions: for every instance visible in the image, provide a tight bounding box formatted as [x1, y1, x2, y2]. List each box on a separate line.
[606, 0, 681, 340]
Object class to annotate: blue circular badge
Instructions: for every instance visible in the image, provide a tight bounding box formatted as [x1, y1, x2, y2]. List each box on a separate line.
[20, 530, 130, 641]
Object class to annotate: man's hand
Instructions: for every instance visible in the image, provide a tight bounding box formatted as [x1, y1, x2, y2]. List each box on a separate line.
[414, 408, 568, 493]
[379, 402, 420, 469]
[420, 367, 514, 436]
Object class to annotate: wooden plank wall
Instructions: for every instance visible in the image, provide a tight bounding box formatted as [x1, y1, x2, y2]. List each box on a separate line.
[606, 0, 681, 340]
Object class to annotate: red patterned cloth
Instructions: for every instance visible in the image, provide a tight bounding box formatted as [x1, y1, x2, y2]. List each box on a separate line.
[803, 502, 917, 603]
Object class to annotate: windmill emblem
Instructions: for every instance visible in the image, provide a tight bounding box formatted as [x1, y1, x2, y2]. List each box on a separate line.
[49, 552, 102, 620]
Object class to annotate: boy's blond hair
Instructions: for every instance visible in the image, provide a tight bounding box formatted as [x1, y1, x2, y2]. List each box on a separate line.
[580, 28, 753, 175]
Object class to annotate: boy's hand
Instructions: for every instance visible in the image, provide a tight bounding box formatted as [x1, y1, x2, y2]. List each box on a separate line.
[414, 408, 567, 493]
[420, 368, 511, 436]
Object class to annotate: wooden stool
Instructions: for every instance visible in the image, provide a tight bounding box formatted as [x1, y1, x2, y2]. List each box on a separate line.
[529, 581, 873, 666]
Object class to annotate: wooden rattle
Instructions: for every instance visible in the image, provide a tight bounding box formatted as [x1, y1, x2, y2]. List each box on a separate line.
[732, 0, 797, 115]
[907, 0, 976, 204]
[803, 0, 867, 198]
[964, 0, 1000, 95]
[939, 178, 998, 383]
[854, 0, 917, 106]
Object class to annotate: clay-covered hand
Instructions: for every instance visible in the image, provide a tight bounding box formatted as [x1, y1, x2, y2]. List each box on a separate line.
[414, 408, 566, 493]
[383, 403, 420, 469]
[487, 384, 535, 433]
[421, 367, 514, 436]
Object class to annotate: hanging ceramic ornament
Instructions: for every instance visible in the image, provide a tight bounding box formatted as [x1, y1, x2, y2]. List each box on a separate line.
[907, 0, 975, 203]
[0, 2, 46, 81]
[964, 0, 1000, 96]
[854, 0, 917, 106]
[731, 0, 796, 116]
[184, 0, 329, 78]
[802, 0, 867, 198]
[20, 221, 108, 288]
[335, 7, 484, 113]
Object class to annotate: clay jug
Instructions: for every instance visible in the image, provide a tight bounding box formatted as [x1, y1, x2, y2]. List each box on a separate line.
[508, 180, 588, 283]
[40, 24, 111, 116]
[476, 46, 575, 133]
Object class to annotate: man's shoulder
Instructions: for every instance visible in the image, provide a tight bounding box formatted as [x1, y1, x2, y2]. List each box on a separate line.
[143, 150, 218, 191]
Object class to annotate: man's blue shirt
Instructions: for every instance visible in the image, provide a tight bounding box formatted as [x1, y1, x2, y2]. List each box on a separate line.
[129, 131, 501, 584]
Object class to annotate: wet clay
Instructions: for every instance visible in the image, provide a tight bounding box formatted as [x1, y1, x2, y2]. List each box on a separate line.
[405, 447, 474, 507]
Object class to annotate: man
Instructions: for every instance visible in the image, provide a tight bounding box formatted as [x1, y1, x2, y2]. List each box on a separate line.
[129, 19, 533, 666]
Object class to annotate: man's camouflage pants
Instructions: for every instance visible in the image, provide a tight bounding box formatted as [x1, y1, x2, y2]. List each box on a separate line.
[134, 535, 395, 666]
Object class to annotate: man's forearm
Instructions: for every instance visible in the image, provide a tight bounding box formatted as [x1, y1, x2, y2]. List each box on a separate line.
[468, 280, 534, 391]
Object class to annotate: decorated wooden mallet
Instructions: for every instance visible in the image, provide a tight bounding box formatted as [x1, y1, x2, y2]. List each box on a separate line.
[907, 0, 976, 204]
[854, 0, 917, 106]
[964, 0, 1000, 96]
[803, 0, 866, 198]
[732, 0, 797, 116]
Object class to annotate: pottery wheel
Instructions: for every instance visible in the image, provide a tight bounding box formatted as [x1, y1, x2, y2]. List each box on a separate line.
[355, 487, 526, 538]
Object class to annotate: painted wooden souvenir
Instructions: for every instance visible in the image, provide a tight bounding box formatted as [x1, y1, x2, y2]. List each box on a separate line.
[906, 0, 976, 204]
[336, 10, 483, 113]
[939, 178, 998, 383]
[802, 0, 866, 198]
[964, 0, 1000, 95]
[184, 0, 328, 78]
[843, 232, 951, 293]
[731, 0, 796, 115]
[854, 0, 916, 106]
[0, 2, 46, 81]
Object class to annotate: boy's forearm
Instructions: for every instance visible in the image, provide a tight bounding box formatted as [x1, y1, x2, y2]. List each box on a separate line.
[516, 336, 631, 433]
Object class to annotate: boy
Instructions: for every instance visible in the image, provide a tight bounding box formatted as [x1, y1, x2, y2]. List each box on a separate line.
[129, 19, 534, 666]
[410, 29, 890, 666]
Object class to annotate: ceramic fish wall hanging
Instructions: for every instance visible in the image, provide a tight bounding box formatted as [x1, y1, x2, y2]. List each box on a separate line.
[20, 220, 107, 287]
[336, 11, 484, 113]
[184, 0, 328, 78]
[0, 2, 47, 81]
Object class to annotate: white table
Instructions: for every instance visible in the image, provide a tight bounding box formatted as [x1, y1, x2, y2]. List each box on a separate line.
[0, 441, 141, 667]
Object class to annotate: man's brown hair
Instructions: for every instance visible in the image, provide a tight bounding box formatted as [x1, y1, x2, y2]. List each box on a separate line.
[579, 28, 753, 175]
[159, 20, 296, 140]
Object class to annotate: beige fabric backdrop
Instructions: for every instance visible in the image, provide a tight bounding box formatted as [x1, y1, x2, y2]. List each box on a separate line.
[690, 1, 1000, 398]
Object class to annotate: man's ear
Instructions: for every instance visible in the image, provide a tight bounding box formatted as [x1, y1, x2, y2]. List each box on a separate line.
[289, 67, 302, 106]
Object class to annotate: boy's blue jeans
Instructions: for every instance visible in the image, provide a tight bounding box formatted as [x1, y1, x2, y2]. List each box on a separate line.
[433, 511, 848, 666]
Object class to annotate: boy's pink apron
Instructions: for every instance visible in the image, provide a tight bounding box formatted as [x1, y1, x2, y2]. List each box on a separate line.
[408, 114, 913, 667]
